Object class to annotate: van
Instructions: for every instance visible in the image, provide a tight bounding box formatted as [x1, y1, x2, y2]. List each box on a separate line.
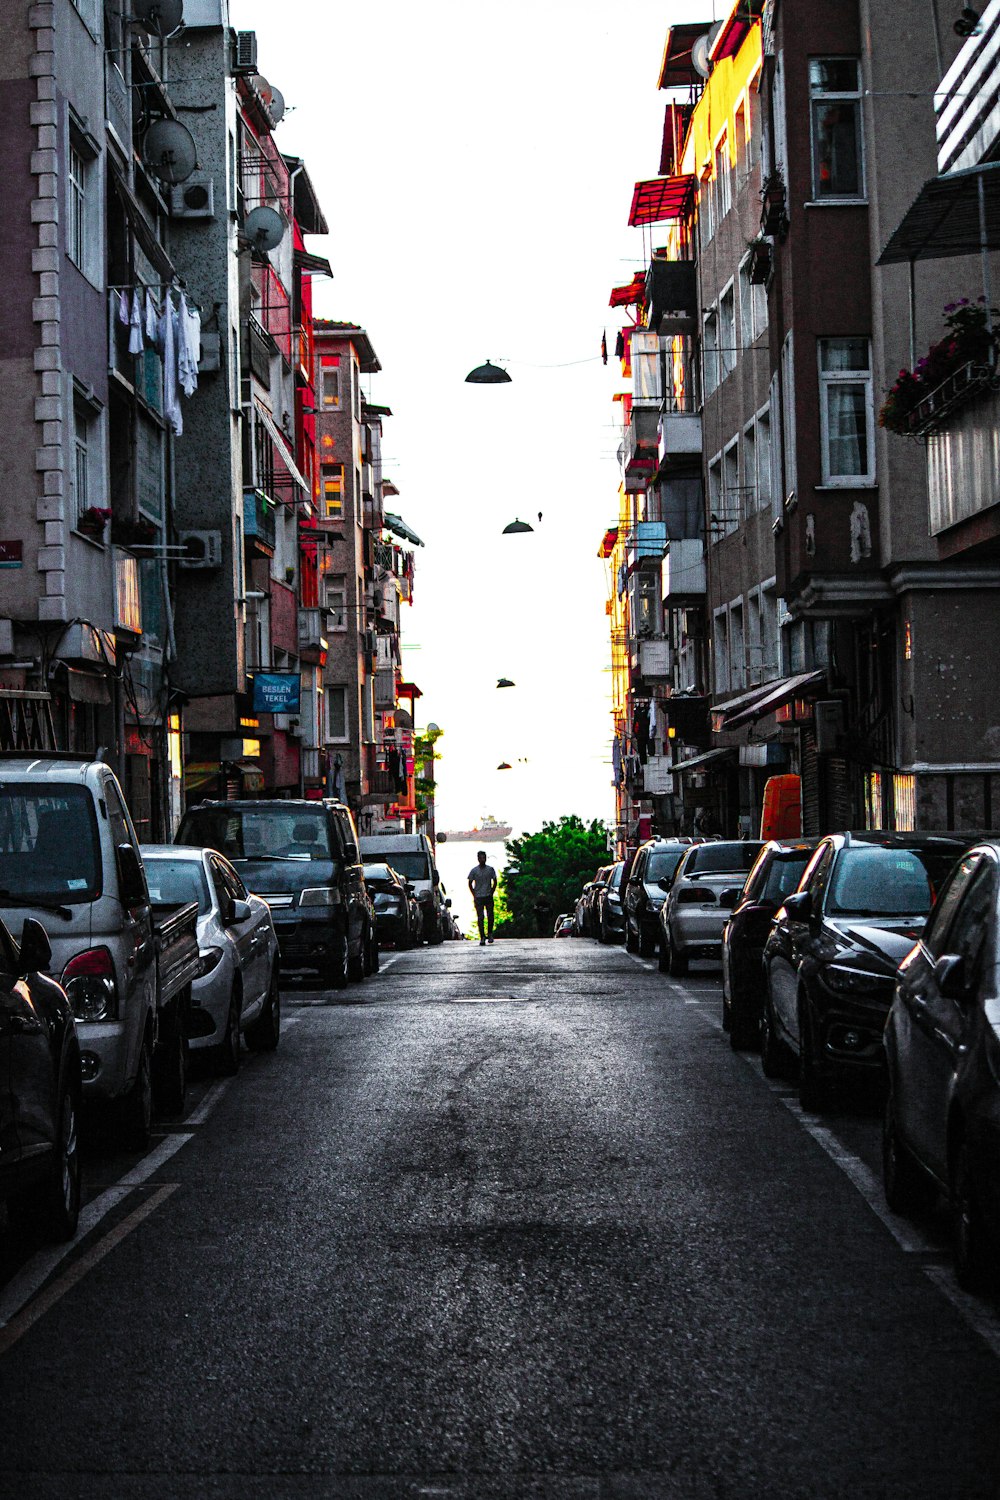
[176, 799, 376, 989]
[358, 832, 444, 944]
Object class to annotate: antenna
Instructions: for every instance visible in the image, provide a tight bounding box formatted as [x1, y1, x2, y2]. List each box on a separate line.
[242, 205, 286, 253]
[141, 118, 197, 184]
[132, 0, 184, 38]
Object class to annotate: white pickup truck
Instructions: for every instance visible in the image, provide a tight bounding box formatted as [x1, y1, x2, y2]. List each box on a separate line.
[0, 755, 200, 1146]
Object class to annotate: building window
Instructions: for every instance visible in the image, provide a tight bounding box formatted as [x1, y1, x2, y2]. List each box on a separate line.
[324, 574, 347, 630]
[761, 589, 779, 677]
[809, 59, 864, 200]
[322, 464, 343, 519]
[708, 455, 722, 539]
[723, 439, 739, 533]
[735, 101, 748, 184]
[68, 145, 87, 269]
[71, 392, 103, 531]
[818, 337, 874, 484]
[747, 591, 763, 685]
[327, 685, 349, 742]
[743, 421, 757, 517]
[756, 407, 772, 513]
[702, 306, 719, 397]
[780, 333, 797, 504]
[730, 601, 745, 689]
[719, 284, 736, 382]
[893, 773, 916, 832]
[713, 131, 731, 223]
[321, 367, 340, 408]
[699, 168, 714, 246]
[713, 609, 730, 695]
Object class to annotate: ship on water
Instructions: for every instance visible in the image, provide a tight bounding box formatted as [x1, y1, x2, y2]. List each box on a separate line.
[440, 815, 511, 842]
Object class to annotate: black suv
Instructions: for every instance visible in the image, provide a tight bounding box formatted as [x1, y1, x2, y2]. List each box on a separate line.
[762, 830, 975, 1109]
[176, 799, 375, 989]
[623, 839, 695, 957]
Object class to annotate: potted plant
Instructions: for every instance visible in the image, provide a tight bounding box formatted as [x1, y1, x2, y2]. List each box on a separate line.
[760, 171, 788, 239]
[879, 299, 998, 435]
[110, 514, 157, 547]
[77, 506, 112, 540]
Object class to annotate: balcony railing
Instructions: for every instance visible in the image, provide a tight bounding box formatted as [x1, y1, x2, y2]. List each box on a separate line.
[658, 405, 702, 470]
[905, 360, 992, 437]
[664, 538, 706, 596]
[624, 406, 660, 493]
[243, 488, 276, 550]
[297, 607, 328, 665]
[364, 743, 399, 796]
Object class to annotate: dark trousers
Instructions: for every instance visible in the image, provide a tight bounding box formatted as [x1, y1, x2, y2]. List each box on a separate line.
[474, 896, 494, 940]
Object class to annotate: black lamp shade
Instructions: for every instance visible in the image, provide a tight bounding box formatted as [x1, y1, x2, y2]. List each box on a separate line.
[496, 678, 515, 688]
[502, 519, 533, 535]
[466, 360, 512, 384]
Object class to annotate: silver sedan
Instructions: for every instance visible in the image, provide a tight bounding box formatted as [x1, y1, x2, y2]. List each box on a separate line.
[141, 845, 280, 1073]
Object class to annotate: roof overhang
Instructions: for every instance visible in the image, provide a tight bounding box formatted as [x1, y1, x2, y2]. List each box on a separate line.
[878, 161, 1000, 264]
[719, 669, 827, 731]
[384, 513, 424, 547]
[254, 400, 309, 492]
[709, 0, 764, 62]
[313, 321, 382, 373]
[671, 746, 737, 774]
[283, 155, 329, 235]
[609, 272, 646, 308]
[629, 175, 696, 228]
[657, 22, 711, 89]
[293, 248, 333, 279]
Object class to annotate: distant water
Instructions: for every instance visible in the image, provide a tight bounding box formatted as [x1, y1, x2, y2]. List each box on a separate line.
[434, 837, 510, 938]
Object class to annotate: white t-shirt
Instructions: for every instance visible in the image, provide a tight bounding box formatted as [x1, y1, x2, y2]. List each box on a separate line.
[468, 864, 497, 898]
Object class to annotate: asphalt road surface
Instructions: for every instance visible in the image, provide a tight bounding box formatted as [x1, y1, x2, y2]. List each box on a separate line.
[2, 939, 1000, 1499]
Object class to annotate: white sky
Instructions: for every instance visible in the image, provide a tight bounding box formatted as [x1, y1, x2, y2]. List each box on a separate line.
[231, 0, 710, 838]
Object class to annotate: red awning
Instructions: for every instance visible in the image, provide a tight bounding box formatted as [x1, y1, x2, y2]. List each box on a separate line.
[628, 176, 696, 228]
[609, 273, 646, 308]
[657, 22, 711, 88]
[598, 527, 618, 559]
[397, 681, 423, 700]
[710, 0, 764, 61]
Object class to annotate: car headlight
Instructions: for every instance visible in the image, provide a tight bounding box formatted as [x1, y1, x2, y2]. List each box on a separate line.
[62, 947, 118, 1022]
[197, 946, 224, 978]
[299, 886, 342, 907]
[824, 964, 892, 995]
[608, 894, 621, 908]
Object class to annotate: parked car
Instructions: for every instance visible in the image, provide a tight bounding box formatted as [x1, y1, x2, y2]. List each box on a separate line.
[883, 841, 1000, 1289]
[359, 832, 445, 944]
[594, 861, 626, 943]
[177, 799, 375, 990]
[0, 755, 200, 1146]
[624, 839, 696, 956]
[575, 872, 608, 937]
[364, 861, 419, 949]
[555, 914, 575, 938]
[762, 830, 974, 1110]
[0, 917, 81, 1242]
[721, 839, 819, 1048]
[142, 846, 280, 1073]
[658, 840, 763, 976]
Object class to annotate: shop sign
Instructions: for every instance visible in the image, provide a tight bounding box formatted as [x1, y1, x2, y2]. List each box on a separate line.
[251, 673, 301, 713]
[0, 541, 23, 568]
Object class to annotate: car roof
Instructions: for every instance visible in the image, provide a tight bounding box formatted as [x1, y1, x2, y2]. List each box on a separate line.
[183, 799, 326, 811]
[141, 844, 206, 860]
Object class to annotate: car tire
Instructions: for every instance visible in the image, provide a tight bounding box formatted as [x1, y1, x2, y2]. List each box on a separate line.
[759, 990, 787, 1079]
[246, 968, 281, 1052]
[213, 989, 242, 1077]
[327, 931, 350, 991]
[667, 932, 688, 978]
[368, 925, 380, 974]
[638, 926, 656, 959]
[728, 981, 759, 1051]
[597, 914, 608, 945]
[13, 1075, 82, 1244]
[952, 1137, 995, 1293]
[798, 1001, 833, 1112]
[121, 1032, 153, 1150]
[348, 933, 365, 983]
[882, 1090, 930, 1215]
[154, 999, 189, 1119]
[625, 921, 638, 954]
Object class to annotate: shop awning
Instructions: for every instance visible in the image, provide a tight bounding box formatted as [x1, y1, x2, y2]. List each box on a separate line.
[609, 273, 646, 308]
[628, 175, 696, 228]
[878, 162, 1000, 265]
[384, 513, 424, 547]
[671, 746, 737, 774]
[598, 527, 618, 559]
[254, 401, 309, 493]
[710, 675, 791, 732]
[721, 669, 826, 731]
[657, 22, 710, 88]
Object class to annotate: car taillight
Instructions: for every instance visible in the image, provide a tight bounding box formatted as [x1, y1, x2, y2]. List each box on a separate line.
[62, 947, 118, 1022]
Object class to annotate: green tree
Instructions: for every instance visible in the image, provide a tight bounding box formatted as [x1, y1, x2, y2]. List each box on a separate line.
[495, 815, 610, 937]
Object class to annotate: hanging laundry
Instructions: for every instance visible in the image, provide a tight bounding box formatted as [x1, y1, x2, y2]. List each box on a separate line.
[177, 292, 201, 398]
[128, 290, 144, 355]
[648, 698, 658, 744]
[144, 287, 159, 348]
[117, 289, 130, 326]
[160, 293, 182, 437]
[612, 737, 623, 786]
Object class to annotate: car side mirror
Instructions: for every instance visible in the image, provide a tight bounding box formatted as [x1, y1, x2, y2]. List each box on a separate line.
[117, 843, 148, 912]
[19, 917, 51, 974]
[343, 841, 359, 864]
[782, 890, 811, 921]
[657, 876, 672, 891]
[934, 953, 968, 1001]
[445, 898, 452, 908]
[231, 899, 252, 925]
[719, 887, 741, 910]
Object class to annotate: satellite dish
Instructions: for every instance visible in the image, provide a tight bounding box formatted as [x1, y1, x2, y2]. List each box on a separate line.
[691, 20, 723, 77]
[133, 0, 184, 37]
[267, 87, 286, 126]
[142, 118, 197, 185]
[243, 205, 286, 253]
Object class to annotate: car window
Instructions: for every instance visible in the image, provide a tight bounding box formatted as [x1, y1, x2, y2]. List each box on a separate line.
[741, 847, 771, 903]
[179, 807, 334, 862]
[0, 783, 102, 904]
[687, 842, 762, 875]
[943, 861, 996, 985]
[145, 857, 211, 914]
[923, 854, 980, 960]
[609, 864, 624, 891]
[217, 858, 248, 904]
[762, 852, 813, 905]
[827, 846, 954, 917]
[646, 848, 685, 882]
[630, 850, 648, 882]
[805, 844, 835, 908]
[208, 857, 235, 919]
[382, 851, 431, 881]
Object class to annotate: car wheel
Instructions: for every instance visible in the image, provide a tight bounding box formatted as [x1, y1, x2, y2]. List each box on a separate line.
[597, 914, 608, 945]
[348, 931, 366, 983]
[882, 1089, 929, 1215]
[953, 1137, 995, 1292]
[246, 968, 281, 1052]
[368, 925, 380, 973]
[798, 1001, 832, 1112]
[625, 921, 638, 954]
[213, 988, 242, 1077]
[20, 1077, 81, 1243]
[121, 1032, 153, 1150]
[327, 931, 350, 991]
[759, 990, 787, 1079]
[667, 932, 688, 978]
[638, 925, 656, 959]
[728, 979, 759, 1052]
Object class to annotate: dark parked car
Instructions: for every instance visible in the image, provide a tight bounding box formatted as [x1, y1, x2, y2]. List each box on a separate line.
[884, 842, 1000, 1290]
[177, 799, 376, 990]
[624, 839, 695, 956]
[574, 872, 608, 937]
[658, 840, 763, 976]
[0, 918, 81, 1242]
[594, 861, 626, 943]
[762, 831, 974, 1110]
[364, 861, 417, 949]
[555, 914, 575, 938]
[721, 839, 819, 1049]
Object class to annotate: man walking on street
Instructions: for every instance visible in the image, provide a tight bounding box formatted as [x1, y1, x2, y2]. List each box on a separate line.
[468, 850, 497, 946]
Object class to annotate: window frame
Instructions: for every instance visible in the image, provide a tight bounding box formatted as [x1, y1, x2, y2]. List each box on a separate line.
[326, 684, 350, 743]
[817, 336, 876, 487]
[702, 304, 719, 397]
[808, 57, 866, 203]
[718, 280, 736, 383]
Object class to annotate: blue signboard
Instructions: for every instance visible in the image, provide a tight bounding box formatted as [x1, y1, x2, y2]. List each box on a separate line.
[252, 673, 301, 714]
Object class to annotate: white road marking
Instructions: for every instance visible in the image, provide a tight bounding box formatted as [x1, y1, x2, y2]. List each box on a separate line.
[184, 1080, 229, 1126]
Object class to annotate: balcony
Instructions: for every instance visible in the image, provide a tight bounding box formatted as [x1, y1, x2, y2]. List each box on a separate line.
[645, 259, 697, 335]
[297, 607, 328, 666]
[247, 314, 274, 389]
[627, 520, 667, 568]
[658, 405, 702, 472]
[624, 406, 660, 493]
[364, 743, 397, 796]
[243, 488, 276, 552]
[638, 639, 672, 680]
[664, 538, 706, 597]
[374, 666, 397, 708]
[927, 380, 1000, 536]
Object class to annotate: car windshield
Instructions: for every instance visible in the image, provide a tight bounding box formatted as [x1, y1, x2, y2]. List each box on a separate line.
[646, 849, 686, 882]
[178, 808, 333, 862]
[383, 852, 431, 881]
[609, 864, 624, 890]
[761, 853, 812, 904]
[363, 863, 397, 885]
[144, 858, 211, 914]
[0, 784, 100, 904]
[827, 846, 959, 917]
[687, 842, 763, 875]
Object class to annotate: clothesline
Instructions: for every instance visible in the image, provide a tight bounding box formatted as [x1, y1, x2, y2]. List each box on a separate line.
[112, 284, 202, 437]
[108, 281, 204, 314]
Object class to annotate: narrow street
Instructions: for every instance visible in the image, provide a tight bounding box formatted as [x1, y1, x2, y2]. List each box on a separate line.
[1, 941, 999, 1498]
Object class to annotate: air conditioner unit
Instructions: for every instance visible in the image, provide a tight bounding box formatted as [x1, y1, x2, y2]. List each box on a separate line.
[169, 173, 214, 220]
[178, 529, 223, 570]
[233, 30, 258, 73]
